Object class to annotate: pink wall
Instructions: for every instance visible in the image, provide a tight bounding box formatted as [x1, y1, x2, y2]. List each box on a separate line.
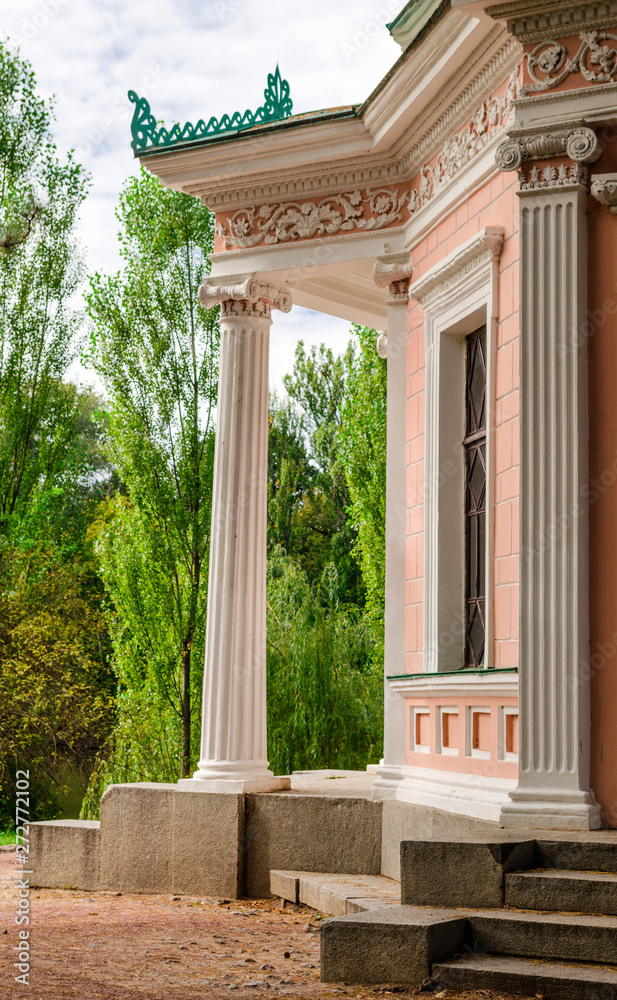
[405, 170, 520, 675]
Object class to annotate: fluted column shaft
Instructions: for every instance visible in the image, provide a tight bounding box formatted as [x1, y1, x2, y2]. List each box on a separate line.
[180, 276, 291, 793]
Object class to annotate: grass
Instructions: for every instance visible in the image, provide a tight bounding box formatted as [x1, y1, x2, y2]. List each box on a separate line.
[0, 829, 16, 846]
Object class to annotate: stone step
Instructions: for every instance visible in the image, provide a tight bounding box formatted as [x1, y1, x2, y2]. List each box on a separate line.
[270, 869, 400, 916]
[321, 905, 467, 984]
[536, 839, 617, 873]
[506, 868, 617, 915]
[468, 908, 617, 965]
[433, 952, 617, 1000]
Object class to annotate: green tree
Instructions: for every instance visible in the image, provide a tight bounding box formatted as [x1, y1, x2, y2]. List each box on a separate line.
[84, 168, 218, 793]
[0, 43, 89, 540]
[278, 341, 363, 602]
[339, 325, 387, 655]
[0, 549, 113, 828]
[266, 548, 382, 774]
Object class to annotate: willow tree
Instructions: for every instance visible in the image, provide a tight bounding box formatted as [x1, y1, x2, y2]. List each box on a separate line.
[85, 169, 218, 790]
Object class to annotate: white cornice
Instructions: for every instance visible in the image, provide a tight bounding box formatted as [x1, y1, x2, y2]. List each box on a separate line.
[387, 670, 518, 699]
[487, 0, 617, 42]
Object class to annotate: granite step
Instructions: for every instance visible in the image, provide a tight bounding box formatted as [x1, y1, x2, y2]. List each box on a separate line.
[468, 907, 617, 965]
[536, 839, 617, 873]
[506, 867, 617, 916]
[433, 952, 617, 1000]
[270, 869, 400, 916]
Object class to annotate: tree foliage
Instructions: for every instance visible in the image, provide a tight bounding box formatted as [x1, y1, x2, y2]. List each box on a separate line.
[266, 548, 382, 775]
[0, 549, 113, 827]
[272, 342, 363, 603]
[339, 325, 387, 652]
[0, 42, 89, 539]
[84, 168, 219, 784]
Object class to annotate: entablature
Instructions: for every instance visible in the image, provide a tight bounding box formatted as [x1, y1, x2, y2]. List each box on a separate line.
[141, 10, 517, 218]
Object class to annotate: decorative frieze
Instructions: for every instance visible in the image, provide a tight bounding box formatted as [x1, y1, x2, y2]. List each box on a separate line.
[591, 171, 617, 211]
[406, 70, 520, 218]
[521, 30, 617, 97]
[216, 188, 410, 250]
[495, 124, 601, 172]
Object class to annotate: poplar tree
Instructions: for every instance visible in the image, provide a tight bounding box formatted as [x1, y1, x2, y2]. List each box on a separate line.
[85, 168, 218, 784]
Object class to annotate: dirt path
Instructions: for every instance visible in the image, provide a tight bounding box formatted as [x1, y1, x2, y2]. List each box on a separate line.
[0, 851, 523, 1000]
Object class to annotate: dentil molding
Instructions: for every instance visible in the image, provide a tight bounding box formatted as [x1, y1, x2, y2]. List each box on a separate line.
[591, 171, 617, 211]
[487, 1, 617, 44]
[198, 273, 293, 315]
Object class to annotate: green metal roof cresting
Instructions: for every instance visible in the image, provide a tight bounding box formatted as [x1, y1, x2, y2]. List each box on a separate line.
[128, 66, 293, 154]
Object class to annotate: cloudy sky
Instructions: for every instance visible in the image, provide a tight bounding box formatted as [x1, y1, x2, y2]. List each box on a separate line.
[1, 0, 400, 391]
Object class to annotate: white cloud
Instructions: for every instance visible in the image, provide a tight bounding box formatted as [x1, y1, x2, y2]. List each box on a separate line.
[1, 0, 399, 390]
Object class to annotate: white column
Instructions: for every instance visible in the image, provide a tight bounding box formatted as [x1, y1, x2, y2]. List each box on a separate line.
[179, 275, 292, 793]
[371, 254, 412, 799]
[497, 162, 601, 829]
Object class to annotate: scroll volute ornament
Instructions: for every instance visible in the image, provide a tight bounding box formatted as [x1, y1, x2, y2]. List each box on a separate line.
[522, 31, 617, 97]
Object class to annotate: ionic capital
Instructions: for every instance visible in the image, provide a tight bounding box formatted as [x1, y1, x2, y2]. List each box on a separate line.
[373, 251, 413, 303]
[495, 122, 602, 173]
[198, 272, 293, 319]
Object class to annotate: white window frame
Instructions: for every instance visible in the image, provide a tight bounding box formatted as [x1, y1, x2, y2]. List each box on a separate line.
[409, 227, 503, 672]
[436, 706, 459, 757]
[466, 705, 492, 760]
[410, 705, 431, 754]
[498, 705, 519, 763]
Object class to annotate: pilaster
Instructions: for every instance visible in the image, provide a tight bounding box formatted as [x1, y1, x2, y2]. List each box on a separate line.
[371, 252, 413, 799]
[496, 126, 602, 830]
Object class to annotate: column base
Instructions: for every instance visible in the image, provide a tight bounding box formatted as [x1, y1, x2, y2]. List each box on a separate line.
[179, 762, 290, 794]
[178, 776, 290, 794]
[500, 787, 602, 831]
[370, 763, 404, 801]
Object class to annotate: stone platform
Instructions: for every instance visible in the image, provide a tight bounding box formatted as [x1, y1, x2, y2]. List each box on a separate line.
[29, 770, 382, 898]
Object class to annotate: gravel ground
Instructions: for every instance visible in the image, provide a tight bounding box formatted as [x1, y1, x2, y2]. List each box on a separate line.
[0, 851, 526, 1000]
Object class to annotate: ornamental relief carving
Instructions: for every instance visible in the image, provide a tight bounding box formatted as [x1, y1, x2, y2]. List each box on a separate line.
[522, 30, 617, 96]
[518, 163, 589, 191]
[406, 69, 520, 217]
[216, 70, 521, 251]
[216, 188, 410, 250]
